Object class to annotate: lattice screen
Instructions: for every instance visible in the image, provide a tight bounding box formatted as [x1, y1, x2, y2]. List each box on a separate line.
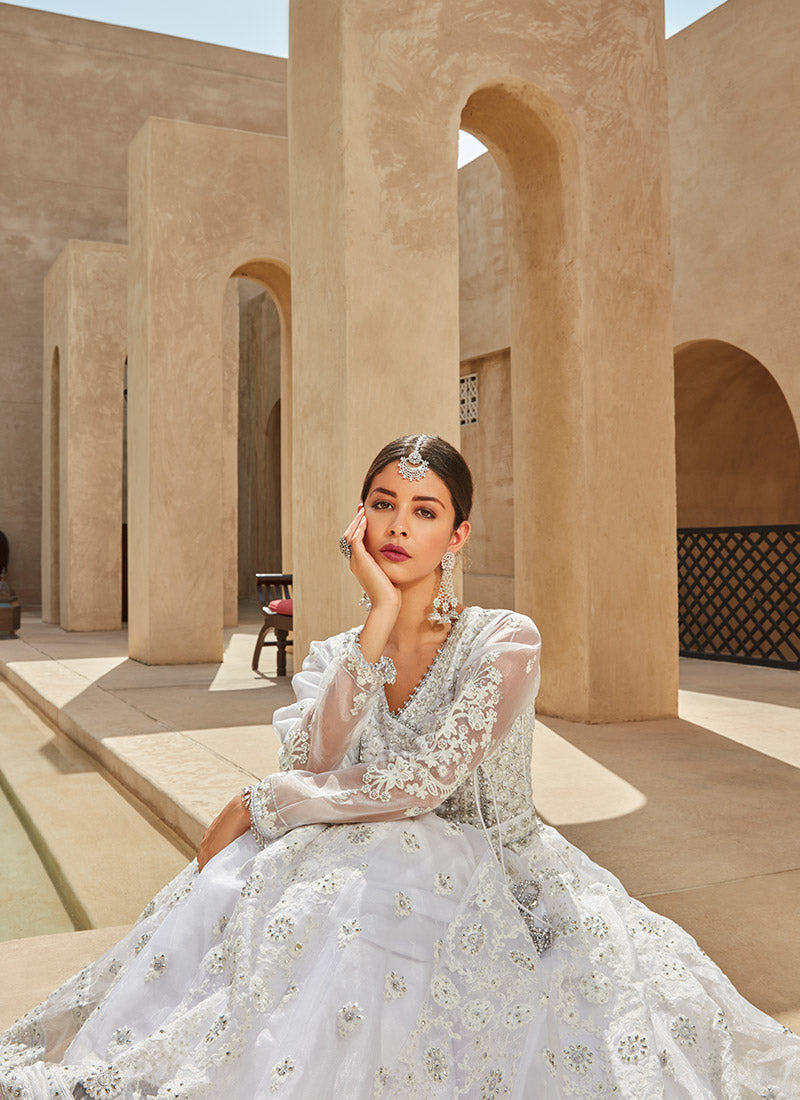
[460, 374, 478, 425]
[677, 525, 800, 668]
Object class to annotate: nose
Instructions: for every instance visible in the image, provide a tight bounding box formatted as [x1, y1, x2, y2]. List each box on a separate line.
[389, 512, 408, 537]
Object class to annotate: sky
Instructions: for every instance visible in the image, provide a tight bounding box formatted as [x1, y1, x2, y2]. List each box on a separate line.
[4, 0, 729, 164]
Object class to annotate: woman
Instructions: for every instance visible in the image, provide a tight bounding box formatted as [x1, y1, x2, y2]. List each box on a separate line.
[1, 434, 798, 1098]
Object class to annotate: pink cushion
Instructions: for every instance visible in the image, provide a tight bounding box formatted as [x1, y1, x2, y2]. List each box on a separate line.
[268, 598, 293, 616]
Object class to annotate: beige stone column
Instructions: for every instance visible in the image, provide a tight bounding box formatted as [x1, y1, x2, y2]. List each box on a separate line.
[221, 280, 239, 627]
[289, 0, 676, 720]
[42, 241, 126, 631]
[289, 1, 461, 662]
[127, 118, 290, 663]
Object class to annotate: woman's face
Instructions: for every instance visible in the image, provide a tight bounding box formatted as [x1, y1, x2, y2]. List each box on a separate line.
[362, 462, 470, 586]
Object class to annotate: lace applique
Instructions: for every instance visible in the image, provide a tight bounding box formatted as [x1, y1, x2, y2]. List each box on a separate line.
[343, 636, 396, 689]
[246, 778, 289, 846]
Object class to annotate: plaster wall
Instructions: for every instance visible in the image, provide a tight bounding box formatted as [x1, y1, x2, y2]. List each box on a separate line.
[669, 0, 800, 436]
[290, 0, 676, 720]
[127, 118, 290, 664]
[41, 241, 127, 630]
[459, 155, 509, 362]
[460, 351, 514, 610]
[0, 3, 287, 604]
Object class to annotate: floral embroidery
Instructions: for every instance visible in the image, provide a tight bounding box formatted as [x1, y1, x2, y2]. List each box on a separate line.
[82, 1065, 123, 1098]
[424, 1047, 449, 1082]
[671, 1016, 698, 1046]
[564, 1044, 594, 1074]
[617, 1032, 649, 1064]
[338, 918, 361, 947]
[337, 1003, 364, 1037]
[385, 972, 407, 1000]
[266, 916, 294, 942]
[433, 872, 453, 895]
[462, 999, 493, 1031]
[395, 891, 412, 917]
[145, 954, 167, 982]
[110, 1027, 134, 1048]
[400, 831, 421, 853]
[482, 1068, 507, 1099]
[503, 1003, 535, 1030]
[579, 971, 612, 1004]
[350, 691, 368, 716]
[134, 932, 152, 955]
[347, 824, 375, 845]
[270, 1057, 295, 1090]
[509, 950, 536, 972]
[430, 974, 460, 1008]
[460, 923, 486, 954]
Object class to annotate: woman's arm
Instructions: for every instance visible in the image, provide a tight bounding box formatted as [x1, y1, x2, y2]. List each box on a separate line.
[251, 613, 541, 843]
[273, 631, 396, 773]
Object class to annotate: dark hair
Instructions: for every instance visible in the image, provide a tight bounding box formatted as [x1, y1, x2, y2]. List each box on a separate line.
[360, 435, 473, 529]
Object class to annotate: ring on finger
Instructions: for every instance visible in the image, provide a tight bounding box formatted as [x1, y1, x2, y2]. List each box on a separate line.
[339, 536, 352, 560]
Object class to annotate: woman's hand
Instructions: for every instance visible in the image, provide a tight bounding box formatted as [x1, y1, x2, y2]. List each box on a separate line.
[341, 504, 400, 661]
[197, 792, 251, 871]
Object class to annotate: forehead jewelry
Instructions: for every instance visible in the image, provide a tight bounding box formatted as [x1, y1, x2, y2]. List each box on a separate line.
[398, 435, 429, 482]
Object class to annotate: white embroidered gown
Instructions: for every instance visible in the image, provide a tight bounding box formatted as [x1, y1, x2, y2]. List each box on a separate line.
[1, 607, 798, 1099]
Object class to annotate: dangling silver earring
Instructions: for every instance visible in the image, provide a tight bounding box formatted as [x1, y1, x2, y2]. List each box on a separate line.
[429, 551, 459, 624]
[359, 591, 372, 612]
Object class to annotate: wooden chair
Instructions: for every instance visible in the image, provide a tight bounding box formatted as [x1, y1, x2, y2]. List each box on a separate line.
[252, 573, 293, 675]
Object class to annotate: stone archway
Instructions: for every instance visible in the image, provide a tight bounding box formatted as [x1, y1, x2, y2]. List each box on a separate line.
[289, 0, 675, 720]
[675, 339, 800, 526]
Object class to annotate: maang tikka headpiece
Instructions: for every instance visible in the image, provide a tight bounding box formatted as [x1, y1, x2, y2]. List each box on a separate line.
[398, 435, 429, 482]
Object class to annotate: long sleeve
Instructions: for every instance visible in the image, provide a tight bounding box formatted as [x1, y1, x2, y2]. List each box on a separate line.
[250, 612, 541, 844]
[272, 632, 396, 773]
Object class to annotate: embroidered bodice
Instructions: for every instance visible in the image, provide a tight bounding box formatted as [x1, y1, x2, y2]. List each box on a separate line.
[247, 607, 542, 849]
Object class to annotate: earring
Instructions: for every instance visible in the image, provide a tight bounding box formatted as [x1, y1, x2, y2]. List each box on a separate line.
[359, 591, 372, 612]
[429, 551, 459, 624]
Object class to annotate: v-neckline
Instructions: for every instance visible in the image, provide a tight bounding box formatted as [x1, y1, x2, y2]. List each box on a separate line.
[381, 608, 470, 719]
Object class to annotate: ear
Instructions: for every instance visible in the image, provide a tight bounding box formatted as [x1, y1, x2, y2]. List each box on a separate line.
[448, 520, 470, 555]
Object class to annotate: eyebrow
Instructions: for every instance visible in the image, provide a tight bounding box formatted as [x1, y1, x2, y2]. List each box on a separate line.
[369, 487, 445, 507]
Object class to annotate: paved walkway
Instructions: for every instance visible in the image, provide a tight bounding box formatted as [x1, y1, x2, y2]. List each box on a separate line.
[1, 610, 798, 1034]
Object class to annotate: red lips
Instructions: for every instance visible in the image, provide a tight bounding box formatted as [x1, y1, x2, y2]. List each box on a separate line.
[380, 544, 410, 561]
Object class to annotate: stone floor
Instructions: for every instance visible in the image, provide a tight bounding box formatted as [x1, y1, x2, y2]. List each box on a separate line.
[0, 610, 798, 1035]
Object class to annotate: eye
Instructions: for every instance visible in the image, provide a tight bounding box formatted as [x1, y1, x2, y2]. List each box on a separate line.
[417, 508, 436, 519]
[371, 500, 391, 510]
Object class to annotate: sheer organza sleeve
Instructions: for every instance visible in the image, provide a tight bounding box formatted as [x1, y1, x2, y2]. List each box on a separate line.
[249, 612, 541, 844]
[272, 633, 396, 773]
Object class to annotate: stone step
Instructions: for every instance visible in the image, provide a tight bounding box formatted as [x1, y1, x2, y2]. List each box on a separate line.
[0, 927, 128, 1032]
[0, 682, 192, 933]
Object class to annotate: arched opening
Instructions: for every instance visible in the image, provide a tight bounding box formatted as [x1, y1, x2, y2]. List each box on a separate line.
[458, 81, 582, 712]
[47, 346, 60, 624]
[457, 137, 514, 610]
[228, 260, 291, 616]
[675, 340, 800, 526]
[675, 339, 800, 667]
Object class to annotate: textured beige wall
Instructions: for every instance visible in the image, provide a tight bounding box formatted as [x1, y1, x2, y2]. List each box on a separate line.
[460, 351, 514, 610]
[675, 341, 800, 526]
[127, 118, 289, 663]
[0, 3, 287, 605]
[42, 241, 127, 630]
[238, 289, 283, 596]
[459, 155, 509, 362]
[669, 0, 800, 438]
